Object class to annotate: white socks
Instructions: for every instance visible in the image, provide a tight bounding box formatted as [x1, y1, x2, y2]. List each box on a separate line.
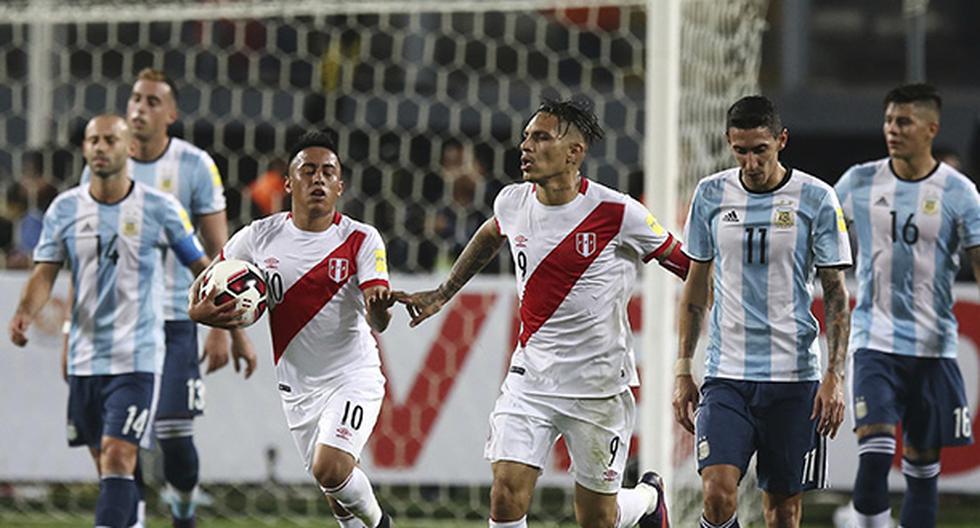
[489, 517, 528, 527]
[325, 467, 382, 528]
[855, 508, 892, 528]
[616, 485, 659, 527]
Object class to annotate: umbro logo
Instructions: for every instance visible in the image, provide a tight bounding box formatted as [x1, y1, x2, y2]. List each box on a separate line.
[722, 210, 740, 223]
[874, 196, 890, 207]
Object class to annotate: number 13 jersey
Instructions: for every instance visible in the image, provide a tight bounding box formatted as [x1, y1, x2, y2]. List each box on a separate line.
[493, 178, 679, 398]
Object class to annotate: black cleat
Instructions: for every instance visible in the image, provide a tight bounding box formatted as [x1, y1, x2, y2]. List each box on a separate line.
[375, 510, 392, 528]
[637, 471, 669, 528]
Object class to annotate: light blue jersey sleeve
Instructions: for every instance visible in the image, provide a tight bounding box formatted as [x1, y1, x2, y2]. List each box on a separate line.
[683, 180, 716, 261]
[158, 195, 205, 266]
[812, 188, 852, 267]
[190, 153, 226, 216]
[953, 180, 980, 248]
[834, 168, 855, 221]
[33, 196, 70, 263]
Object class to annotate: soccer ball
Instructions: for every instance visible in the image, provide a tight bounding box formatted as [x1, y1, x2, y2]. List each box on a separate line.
[197, 259, 268, 327]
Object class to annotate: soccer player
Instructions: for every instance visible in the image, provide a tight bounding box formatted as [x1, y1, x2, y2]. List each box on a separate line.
[70, 68, 257, 527]
[9, 114, 211, 528]
[835, 84, 980, 528]
[672, 96, 852, 528]
[395, 99, 686, 528]
[188, 131, 395, 528]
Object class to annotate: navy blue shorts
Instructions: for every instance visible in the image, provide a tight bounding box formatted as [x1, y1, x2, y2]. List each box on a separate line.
[155, 320, 204, 419]
[695, 377, 826, 494]
[67, 373, 155, 449]
[852, 348, 973, 449]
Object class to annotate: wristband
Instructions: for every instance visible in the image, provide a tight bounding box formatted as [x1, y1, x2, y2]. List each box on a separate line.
[62, 320, 71, 335]
[674, 358, 693, 376]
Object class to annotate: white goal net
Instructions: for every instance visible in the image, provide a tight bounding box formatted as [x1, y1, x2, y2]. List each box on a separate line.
[0, 0, 769, 525]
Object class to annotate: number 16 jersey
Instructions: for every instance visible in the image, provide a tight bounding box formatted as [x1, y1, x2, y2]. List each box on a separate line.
[493, 178, 679, 398]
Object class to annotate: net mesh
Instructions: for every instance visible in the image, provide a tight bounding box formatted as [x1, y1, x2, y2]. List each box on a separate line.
[0, 1, 769, 525]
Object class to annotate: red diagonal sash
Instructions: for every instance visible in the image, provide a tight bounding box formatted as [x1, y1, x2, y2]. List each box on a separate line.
[518, 201, 625, 346]
[269, 230, 366, 364]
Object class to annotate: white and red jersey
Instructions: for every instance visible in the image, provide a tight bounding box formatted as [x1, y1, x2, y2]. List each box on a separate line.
[494, 178, 677, 398]
[220, 211, 389, 395]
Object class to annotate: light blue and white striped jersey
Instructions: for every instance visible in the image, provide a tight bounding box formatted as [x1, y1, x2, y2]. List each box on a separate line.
[684, 168, 852, 382]
[34, 182, 205, 376]
[835, 158, 980, 358]
[82, 138, 225, 320]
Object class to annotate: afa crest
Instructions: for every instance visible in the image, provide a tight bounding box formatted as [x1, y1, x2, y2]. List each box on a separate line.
[921, 197, 940, 215]
[328, 258, 350, 282]
[773, 209, 795, 229]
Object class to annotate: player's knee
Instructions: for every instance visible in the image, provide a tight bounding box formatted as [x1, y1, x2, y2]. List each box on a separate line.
[312, 450, 355, 490]
[99, 438, 138, 476]
[702, 477, 737, 521]
[855, 423, 896, 440]
[490, 479, 532, 520]
[763, 498, 801, 528]
[903, 445, 939, 464]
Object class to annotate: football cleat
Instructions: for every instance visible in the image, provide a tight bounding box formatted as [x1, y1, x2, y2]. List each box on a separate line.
[637, 471, 669, 528]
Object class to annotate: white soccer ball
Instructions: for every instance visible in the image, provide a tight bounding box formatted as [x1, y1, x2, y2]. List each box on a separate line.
[197, 259, 268, 327]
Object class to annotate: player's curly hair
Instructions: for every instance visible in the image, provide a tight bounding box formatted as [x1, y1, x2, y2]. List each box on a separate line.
[288, 129, 339, 164]
[533, 98, 605, 146]
[884, 83, 942, 112]
[726, 95, 783, 137]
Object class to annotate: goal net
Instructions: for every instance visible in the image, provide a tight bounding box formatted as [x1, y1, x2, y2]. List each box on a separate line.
[0, 0, 769, 525]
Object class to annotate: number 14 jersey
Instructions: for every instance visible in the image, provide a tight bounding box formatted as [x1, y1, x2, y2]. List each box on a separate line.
[493, 178, 679, 398]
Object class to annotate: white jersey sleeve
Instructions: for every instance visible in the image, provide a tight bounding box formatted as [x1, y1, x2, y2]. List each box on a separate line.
[220, 223, 256, 262]
[354, 226, 390, 290]
[33, 194, 71, 263]
[190, 151, 227, 215]
[619, 196, 674, 262]
[812, 187, 852, 267]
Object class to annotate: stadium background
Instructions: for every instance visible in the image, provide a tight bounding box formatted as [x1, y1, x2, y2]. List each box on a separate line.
[0, 0, 978, 526]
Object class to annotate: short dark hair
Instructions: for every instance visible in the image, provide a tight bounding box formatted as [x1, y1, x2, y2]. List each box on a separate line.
[883, 83, 942, 113]
[532, 98, 604, 146]
[726, 95, 783, 136]
[136, 68, 180, 103]
[288, 129, 339, 165]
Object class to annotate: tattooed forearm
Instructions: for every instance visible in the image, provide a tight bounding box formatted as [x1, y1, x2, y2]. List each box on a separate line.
[819, 267, 850, 377]
[679, 303, 706, 359]
[437, 218, 505, 301]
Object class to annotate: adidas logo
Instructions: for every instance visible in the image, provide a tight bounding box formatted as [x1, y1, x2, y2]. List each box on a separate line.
[874, 196, 889, 207]
[80, 223, 94, 233]
[722, 210, 740, 223]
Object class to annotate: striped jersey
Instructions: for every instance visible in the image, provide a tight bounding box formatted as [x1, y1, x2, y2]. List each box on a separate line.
[34, 182, 204, 376]
[219, 212, 389, 396]
[835, 158, 980, 358]
[82, 138, 226, 320]
[684, 168, 852, 382]
[494, 178, 679, 398]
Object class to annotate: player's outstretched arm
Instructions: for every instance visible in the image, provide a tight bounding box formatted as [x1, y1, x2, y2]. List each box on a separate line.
[364, 285, 395, 333]
[673, 259, 711, 434]
[394, 217, 504, 327]
[9, 262, 61, 347]
[812, 267, 850, 438]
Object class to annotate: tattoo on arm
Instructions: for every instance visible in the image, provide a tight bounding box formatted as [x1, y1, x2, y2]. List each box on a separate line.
[679, 303, 705, 359]
[819, 268, 850, 377]
[437, 219, 505, 300]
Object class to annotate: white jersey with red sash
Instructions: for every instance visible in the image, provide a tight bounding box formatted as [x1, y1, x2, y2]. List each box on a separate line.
[493, 178, 678, 398]
[220, 211, 389, 395]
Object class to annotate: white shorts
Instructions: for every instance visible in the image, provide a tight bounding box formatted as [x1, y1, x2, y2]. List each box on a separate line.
[484, 388, 636, 494]
[280, 369, 385, 474]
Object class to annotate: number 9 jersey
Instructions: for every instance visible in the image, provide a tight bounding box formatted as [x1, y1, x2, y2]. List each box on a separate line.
[493, 178, 682, 398]
[684, 168, 851, 382]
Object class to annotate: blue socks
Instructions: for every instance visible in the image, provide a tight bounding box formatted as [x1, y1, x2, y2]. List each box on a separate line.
[700, 514, 739, 527]
[853, 434, 894, 517]
[95, 475, 136, 527]
[900, 458, 940, 528]
[160, 435, 200, 493]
